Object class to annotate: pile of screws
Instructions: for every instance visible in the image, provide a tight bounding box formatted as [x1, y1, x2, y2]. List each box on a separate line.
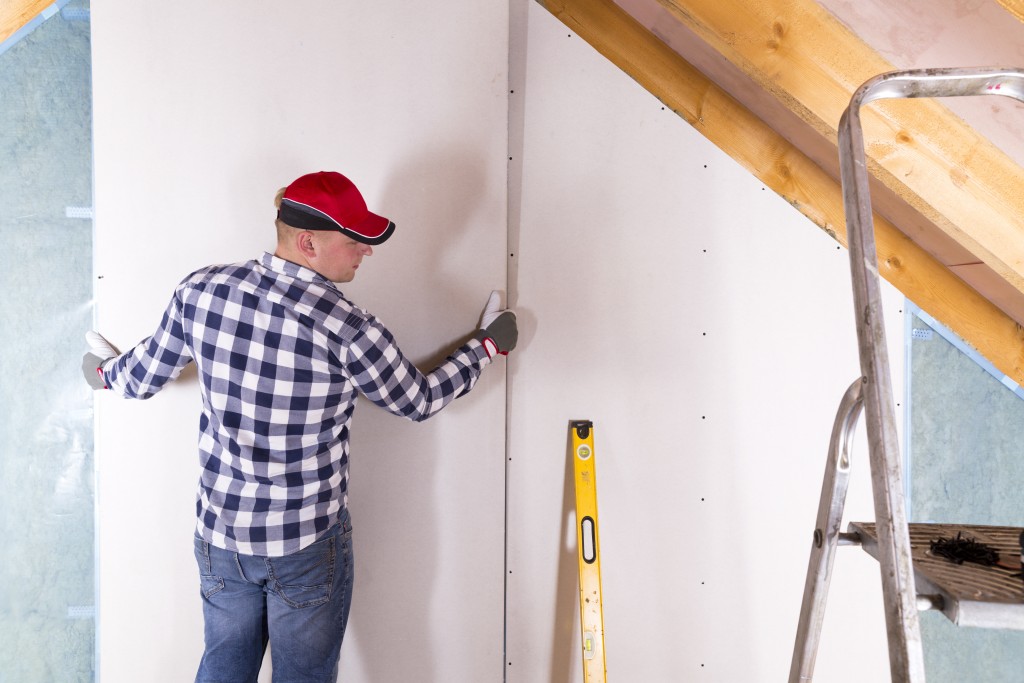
[929, 532, 1000, 567]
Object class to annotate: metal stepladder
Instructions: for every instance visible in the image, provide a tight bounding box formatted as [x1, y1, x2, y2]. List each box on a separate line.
[789, 68, 1024, 683]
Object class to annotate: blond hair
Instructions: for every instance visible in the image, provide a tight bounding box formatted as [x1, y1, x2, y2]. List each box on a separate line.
[274, 187, 296, 243]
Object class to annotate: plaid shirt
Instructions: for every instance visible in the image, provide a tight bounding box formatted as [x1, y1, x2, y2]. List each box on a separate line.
[103, 252, 491, 556]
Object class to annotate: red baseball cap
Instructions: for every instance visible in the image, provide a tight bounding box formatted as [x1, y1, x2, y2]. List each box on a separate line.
[278, 171, 395, 245]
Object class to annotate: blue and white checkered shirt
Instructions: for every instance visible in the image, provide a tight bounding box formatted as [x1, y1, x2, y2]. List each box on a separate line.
[103, 252, 491, 556]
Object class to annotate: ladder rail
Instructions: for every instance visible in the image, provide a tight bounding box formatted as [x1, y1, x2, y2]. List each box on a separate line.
[789, 378, 865, 683]
[836, 66, 1024, 683]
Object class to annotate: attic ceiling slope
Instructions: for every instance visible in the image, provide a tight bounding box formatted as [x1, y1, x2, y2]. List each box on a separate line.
[643, 0, 1024, 299]
[0, 0, 52, 45]
[534, 0, 1024, 386]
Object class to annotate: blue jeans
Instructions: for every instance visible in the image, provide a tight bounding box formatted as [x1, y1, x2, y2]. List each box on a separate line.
[192, 510, 354, 683]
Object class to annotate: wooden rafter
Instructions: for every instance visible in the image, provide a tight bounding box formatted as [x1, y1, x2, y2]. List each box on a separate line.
[535, 0, 1024, 385]
[996, 0, 1024, 23]
[0, 0, 52, 46]
[647, 0, 1024, 297]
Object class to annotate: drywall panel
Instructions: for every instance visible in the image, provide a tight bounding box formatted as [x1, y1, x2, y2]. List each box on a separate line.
[505, 4, 905, 681]
[90, 2, 508, 681]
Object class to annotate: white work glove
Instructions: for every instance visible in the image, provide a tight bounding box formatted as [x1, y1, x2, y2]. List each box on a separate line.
[474, 290, 518, 358]
[81, 331, 120, 390]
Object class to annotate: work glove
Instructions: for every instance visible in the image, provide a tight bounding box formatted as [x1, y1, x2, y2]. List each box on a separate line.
[81, 331, 120, 390]
[474, 290, 518, 358]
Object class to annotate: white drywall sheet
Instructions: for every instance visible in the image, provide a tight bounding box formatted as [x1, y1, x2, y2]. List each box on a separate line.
[504, 4, 903, 681]
[91, 2, 509, 681]
[89, 1, 909, 680]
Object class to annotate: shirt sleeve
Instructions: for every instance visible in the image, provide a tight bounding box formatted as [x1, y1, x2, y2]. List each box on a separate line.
[346, 317, 492, 422]
[102, 287, 194, 400]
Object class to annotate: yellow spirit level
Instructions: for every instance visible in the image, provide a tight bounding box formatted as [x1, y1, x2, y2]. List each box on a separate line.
[571, 420, 607, 682]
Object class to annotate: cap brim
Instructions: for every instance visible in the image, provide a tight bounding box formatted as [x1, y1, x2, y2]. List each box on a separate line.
[341, 214, 395, 245]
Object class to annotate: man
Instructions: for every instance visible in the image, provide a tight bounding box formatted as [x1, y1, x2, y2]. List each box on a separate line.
[81, 170, 517, 682]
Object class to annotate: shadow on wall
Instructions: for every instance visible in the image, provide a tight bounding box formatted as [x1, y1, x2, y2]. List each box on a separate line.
[346, 408, 442, 682]
[342, 147, 502, 681]
[551, 425, 584, 681]
[374, 145, 496, 362]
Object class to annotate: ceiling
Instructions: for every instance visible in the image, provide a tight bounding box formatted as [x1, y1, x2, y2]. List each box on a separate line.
[821, 0, 1024, 165]
[4, 0, 1024, 383]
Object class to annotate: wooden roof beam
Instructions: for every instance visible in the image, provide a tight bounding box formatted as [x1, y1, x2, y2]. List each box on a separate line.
[996, 0, 1024, 23]
[535, 0, 1024, 385]
[0, 0, 53, 46]
[616, 0, 1024, 326]
[638, 0, 1024, 295]
[612, 0, 1024, 325]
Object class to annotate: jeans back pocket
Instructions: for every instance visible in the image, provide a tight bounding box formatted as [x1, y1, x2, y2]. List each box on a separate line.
[265, 529, 337, 609]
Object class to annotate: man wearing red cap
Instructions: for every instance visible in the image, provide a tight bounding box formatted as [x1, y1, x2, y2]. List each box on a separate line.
[81, 171, 517, 682]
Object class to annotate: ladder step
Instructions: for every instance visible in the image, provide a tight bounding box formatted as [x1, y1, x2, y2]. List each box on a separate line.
[849, 522, 1024, 630]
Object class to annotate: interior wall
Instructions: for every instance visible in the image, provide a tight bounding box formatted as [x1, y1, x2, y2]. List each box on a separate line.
[0, 4, 94, 681]
[88, 1, 914, 681]
[90, 2, 509, 681]
[505, 4, 904, 681]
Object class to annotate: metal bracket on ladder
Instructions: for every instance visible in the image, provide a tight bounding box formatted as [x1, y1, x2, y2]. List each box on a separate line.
[791, 67, 1024, 683]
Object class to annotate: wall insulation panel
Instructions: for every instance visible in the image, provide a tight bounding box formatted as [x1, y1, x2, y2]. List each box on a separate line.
[0, 3, 94, 681]
[908, 312, 1024, 682]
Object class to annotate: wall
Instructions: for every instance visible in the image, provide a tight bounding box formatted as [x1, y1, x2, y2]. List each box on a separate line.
[504, 3, 901, 681]
[0, 3, 94, 681]
[908, 311, 1024, 682]
[89, 2, 906, 682]
[90, 2, 509, 681]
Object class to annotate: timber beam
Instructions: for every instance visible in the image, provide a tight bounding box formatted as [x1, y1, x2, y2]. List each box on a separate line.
[0, 0, 53, 45]
[536, 0, 1024, 386]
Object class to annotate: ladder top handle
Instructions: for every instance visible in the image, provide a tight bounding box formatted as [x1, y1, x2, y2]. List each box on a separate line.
[848, 67, 1024, 111]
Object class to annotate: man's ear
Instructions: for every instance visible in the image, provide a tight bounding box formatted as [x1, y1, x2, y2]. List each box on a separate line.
[296, 230, 317, 259]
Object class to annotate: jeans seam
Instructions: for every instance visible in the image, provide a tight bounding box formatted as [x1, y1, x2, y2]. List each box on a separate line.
[233, 552, 249, 583]
[266, 532, 337, 609]
[194, 537, 225, 599]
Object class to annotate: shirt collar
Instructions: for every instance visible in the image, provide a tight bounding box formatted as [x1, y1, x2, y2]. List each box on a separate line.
[259, 251, 340, 292]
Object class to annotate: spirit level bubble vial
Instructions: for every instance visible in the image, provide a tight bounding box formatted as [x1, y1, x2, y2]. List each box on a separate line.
[571, 420, 607, 682]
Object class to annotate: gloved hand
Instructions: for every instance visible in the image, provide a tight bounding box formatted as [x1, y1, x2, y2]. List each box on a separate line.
[81, 331, 120, 390]
[474, 290, 518, 357]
